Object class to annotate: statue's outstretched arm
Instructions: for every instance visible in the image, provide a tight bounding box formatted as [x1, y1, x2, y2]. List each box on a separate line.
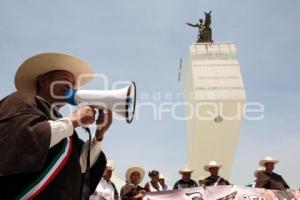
[186, 23, 198, 27]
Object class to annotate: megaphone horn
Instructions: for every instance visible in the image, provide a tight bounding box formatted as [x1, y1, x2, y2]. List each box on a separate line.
[65, 81, 136, 123]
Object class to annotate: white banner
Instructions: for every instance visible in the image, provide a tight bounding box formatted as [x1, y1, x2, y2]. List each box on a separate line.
[144, 185, 300, 200]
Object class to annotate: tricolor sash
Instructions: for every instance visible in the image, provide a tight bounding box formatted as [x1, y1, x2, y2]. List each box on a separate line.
[16, 137, 72, 200]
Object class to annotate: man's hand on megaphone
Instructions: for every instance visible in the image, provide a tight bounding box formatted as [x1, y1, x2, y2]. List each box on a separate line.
[70, 105, 96, 128]
[95, 109, 112, 141]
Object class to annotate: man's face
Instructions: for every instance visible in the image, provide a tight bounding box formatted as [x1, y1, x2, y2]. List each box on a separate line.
[182, 172, 191, 181]
[264, 162, 274, 172]
[37, 70, 75, 105]
[209, 167, 219, 176]
[198, 180, 205, 185]
[130, 171, 141, 185]
[103, 168, 113, 181]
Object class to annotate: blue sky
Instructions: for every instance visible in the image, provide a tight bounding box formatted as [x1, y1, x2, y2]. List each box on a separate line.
[0, 0, 299, 189]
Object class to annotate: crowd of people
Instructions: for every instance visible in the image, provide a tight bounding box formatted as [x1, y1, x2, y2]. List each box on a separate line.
[0, 52, 293, 200]
[90, 156, 290, 200]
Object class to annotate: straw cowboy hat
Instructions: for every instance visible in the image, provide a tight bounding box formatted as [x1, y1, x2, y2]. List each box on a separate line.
[204, 161, 222, 172]
[14, 52, 94, 93]
[125, 167, 145, 184]
[178, 166, 193, 174]
[159, 173, 165, 180]
[106, 160, 116, 171]
[259, 156, 279, 167]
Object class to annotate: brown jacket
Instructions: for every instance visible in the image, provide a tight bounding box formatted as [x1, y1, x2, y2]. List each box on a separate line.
[0, 91, 107, 199]
[0, 92, 51, 175]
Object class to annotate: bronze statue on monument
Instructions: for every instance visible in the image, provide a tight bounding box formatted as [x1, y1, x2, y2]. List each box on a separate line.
[186, 11, 213, 43]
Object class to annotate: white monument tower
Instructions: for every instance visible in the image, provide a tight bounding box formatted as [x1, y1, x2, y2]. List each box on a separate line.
[184, 42, 246, 179]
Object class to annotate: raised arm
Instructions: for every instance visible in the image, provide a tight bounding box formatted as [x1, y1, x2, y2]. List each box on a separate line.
[186, 22, 199, 27]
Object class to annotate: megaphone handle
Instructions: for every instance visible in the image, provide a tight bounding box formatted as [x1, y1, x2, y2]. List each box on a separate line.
[95, 109, 112, 141]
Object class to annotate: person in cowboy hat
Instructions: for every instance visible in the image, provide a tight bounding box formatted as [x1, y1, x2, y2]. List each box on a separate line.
[173, 166, 198, 189]
[158, 173, 169, 191]
[245, 168, 264, 187]
[203, 161, 230, 186]
[120, 167, 146, 200]
[92, 160, 119, 200]
[198, 176, 206, 187]
[255, 156, 289, 190]
[0, 52, 112, 199]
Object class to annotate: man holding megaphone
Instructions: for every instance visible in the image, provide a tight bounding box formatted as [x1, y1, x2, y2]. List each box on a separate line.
[0, 52, 122, 200]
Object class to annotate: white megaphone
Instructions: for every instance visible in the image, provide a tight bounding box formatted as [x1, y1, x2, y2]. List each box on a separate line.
[65, 82, 136, 123]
